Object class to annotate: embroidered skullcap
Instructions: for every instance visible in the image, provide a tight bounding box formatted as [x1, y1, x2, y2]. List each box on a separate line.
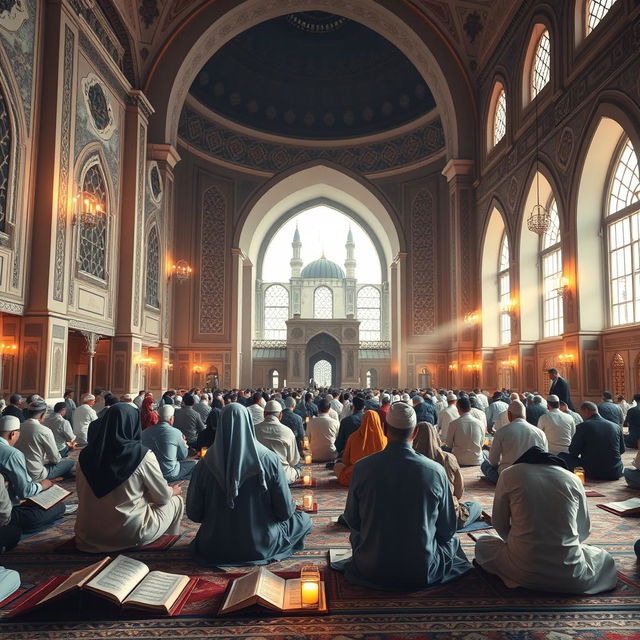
[386, 401, 417, 430]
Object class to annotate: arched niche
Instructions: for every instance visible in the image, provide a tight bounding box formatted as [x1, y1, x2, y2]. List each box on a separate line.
[481, 205, 508, 348]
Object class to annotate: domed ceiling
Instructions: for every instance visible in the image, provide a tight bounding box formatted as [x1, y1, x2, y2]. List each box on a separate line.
[189, 11, 437, 140]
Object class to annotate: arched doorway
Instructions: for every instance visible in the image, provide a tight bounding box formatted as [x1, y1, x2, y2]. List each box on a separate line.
[313, 361, 332, 387]
[306, 333, 340, 388]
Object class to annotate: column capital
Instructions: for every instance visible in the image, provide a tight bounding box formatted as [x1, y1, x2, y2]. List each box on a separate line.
[126, 90, 155, 121]
[441, 159, 474, 183]
[147, 143, 181, 169]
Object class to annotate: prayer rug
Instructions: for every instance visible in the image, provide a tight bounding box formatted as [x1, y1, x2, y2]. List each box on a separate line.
[53, 534, 181, 553]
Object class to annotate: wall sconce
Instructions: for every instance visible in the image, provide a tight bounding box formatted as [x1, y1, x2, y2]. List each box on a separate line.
[448, 363, 458, 371]
[500, 299, 517, 316]
[0, 343, 18, 359]
[500, 359, 517, 367]
[170, 260, 192, 283]
[193, 365, 203, 374]
[72, 192, 105, 227]
[553, 276, 571, 301]
[136, 356, 157, 368]
[166, 361, 174, 371]
[465, 362, 481, 371]
[558, 353, 575, 365]
[464, 311, 480, 324]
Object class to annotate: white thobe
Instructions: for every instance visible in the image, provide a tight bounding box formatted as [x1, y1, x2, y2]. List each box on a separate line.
[537, 409, 576, 454]
[72, 404, 98, 445]
[255, 415, 300, 483]
[475, 464, 617, 594]
[475, 393, 489, 410]
[74, 450, 183, 553]
[446, 413, 484, 466]
[488, 419, 548, 475]
[15, 419, 61, 481]
[493, 410, 511, 431]
[306, 414, 340, 461]
[470, 407, 488, 431]
[438, 405, 459, 442]
[247, 404, 264, 426]
[340, 401, 352, 421]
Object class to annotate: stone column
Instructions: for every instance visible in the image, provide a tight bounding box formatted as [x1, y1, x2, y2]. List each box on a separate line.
[80, 331, 100, 394]
[390, 252, 407, 387]
[230, 248, 246, 387]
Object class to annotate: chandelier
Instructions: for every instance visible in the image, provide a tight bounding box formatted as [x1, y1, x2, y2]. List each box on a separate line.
[527, 89, 550, 236]
[171, 260, 192, 283]
[72, 191, 105, 228]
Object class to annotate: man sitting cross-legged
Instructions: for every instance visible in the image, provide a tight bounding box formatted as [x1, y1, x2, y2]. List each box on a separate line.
[475, 446, 617, 594]
[339, 401, 472, 591]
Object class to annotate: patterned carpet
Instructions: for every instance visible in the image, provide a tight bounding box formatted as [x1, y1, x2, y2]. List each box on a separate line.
[1, 449, 639, 639]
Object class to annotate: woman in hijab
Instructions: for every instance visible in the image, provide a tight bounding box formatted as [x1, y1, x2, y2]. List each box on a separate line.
[140, 394, 159, 430]
[413, 422, 482, 530]
[334, 410, 387, 486]
[75, 404, 183, 553]
[196, 402, 221, 449]
[186, 403, 311, 566]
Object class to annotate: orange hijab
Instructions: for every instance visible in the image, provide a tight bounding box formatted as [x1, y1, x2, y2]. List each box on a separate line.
[339, 410, 387, 485]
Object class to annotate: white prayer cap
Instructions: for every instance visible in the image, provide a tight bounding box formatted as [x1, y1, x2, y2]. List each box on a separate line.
[381, 393, 390, 402]
[0, 416, 20, 432]
[264, 400, 282, 414]
[159, 404, 175, 421]
[121, 393, 132, 402]
[547, 394, 560, 403]
[386, 402, 417, 430]
[82, 393, 95, 402]
[174, 395, 183, 404]
[447, 392, 457, 402]
[400, 393, 411, 402]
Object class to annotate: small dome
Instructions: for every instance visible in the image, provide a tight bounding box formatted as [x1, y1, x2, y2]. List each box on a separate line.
[300, 256, 345, 279]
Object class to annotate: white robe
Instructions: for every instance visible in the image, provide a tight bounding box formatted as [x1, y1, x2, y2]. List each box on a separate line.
[475, 463, 617, 594]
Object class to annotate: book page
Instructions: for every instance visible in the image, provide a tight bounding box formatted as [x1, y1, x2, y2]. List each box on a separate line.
[29, 484, 70, 509]
[220, 569, 261, 613]
[605, 497, 640, 512]
[329, 548, 352, 564]
[39, 558, 111, 605]
[86, 555, 149, 604]
[124, 571, 189, 610]
[256, 568, 285, 610]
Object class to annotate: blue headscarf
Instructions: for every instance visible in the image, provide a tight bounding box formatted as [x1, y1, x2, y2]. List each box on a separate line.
[206, 403, 267, 508]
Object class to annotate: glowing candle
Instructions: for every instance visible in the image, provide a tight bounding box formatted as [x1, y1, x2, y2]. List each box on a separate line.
[303, 473, 311, 486]
[303, 436, 309, 448]
[199, 447, 208, 458]
[304, 454, 312, 465]
[300, 565, 320, 608]
[303, 493, 314, 511]
[574, 467, 585, 485]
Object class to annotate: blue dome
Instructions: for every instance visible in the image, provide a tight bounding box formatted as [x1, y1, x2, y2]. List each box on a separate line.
[300, 257, 345, 279]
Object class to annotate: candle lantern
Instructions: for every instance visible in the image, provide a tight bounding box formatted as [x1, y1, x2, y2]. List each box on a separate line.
[574, 466, 585, 485]
[302, 492, 314, 511]
[303, 436, 310, 449]
[199, 447, 208, 459]
[299, 565, 320, 608]
[302, 468, 312, 486]
[304, 453, 312, 465]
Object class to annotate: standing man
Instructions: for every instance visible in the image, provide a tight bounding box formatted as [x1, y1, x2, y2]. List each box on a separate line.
[63, 389, 76, 424]
[548, 368, 574, 411]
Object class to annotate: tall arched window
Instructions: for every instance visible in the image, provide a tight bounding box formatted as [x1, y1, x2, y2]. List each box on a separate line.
[0, 86, 11, 234]
[145, 227, 160, 308]
[270, 369, 279, 389]
[586, 0, 618, 35]
[78, 163, 108, 279]
[493, 88, 507, 147]
[531, 29, 551, 99]
[264, 284, 289, 339]
[606, 136, 640, 326]
[357, 286, 381, 341]
[540, 198, 563, 337]
[498, 233, 511, 344]
[314, 286, 333, 319]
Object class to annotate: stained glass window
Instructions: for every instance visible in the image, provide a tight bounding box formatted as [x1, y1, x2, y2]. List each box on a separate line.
[357, 286, 381, 341]
[541, 198, 563, 337]
[587, 0, 617, 34]
[493, 88, 507, 147]
[607, 136, 640, 326]
[78, 164, 107, 279]
[531, 29, 551, 98]
[314, 286, 333, 319]
[498, 233, 511, 345]
[0, 87, 10, 233]
[313, 360, 332, 387]
[264, 285, 289, 339]
[145, 227, 160, 308]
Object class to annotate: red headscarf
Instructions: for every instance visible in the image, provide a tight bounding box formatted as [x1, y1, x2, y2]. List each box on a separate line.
[140, 395, 158, 430]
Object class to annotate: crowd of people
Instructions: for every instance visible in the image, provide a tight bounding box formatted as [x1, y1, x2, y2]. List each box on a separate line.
[0, 370, 637, 600]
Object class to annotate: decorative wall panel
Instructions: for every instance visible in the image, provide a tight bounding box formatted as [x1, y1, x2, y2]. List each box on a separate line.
[411, 190, 435, 334]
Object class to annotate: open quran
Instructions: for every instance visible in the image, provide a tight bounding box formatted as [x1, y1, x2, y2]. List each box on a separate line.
[596, 497, 640, 517]
[24, 484, 71, 509]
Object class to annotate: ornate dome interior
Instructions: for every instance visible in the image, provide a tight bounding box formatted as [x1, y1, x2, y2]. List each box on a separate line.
[189, 11, 437, 140]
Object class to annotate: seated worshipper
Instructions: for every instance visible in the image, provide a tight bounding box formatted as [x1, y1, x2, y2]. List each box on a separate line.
[468, 395, 488, 430]
[75, 404, 183, 553]
[43, 402, 75, 457]
[598, 391, 624, 426]
[193, 394, 211, 423]
[481, 400, 548, 484]
[445, 397, 484, 466]
[141, 405, 196, 482]
[624, 395, 640, 448]
[72, 393, 98, 445]
[0, 482, 20, 602]
[537, 395, 576, 454]
[414, 422, 482, 530]
[494, 393, 520, 431]
[16, 400, 75, 481]
[247, 392, 265, 425]
[172, 394, 205, 448]
[340, 402, 472, 591]
[306, 398, 340, 462]
[97, 393, 119, 418]
[475, 446, 617, 594]
[334, 410, 387, 486]
[0, 416, 65, 533]
[254, 401, 301, 484]
[378, 393, 391, 425]
[140, 394, 159, 430]
[196, 402, 222, 450]
[623, 450, 640, 488]
[560, 400, 583, 427]
[133, 390, 145, 408]
[279, 396, 305, 453]
[186, 403, 312, 566]
[335, 396, 366, 457]
[559, 402, 625, 480]
[525, 395, 547, 426]
[412, 394, 437, 426]
[485, 392, 509, 432]
[437, 393, 459, 442]
[2, 394, 24, 420]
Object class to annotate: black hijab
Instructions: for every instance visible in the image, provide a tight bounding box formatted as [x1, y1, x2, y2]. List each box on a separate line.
[197, 406, 222, 449]
[513, 445, 568, 469]
[79, 403, 149, 498]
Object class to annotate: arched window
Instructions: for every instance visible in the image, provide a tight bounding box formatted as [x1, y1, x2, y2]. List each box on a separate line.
[313, 360, 332, 387]
[264, 284, 289, 339]
[357, 286, 381, 341]
[270, 369, 279, 389]
[540, 198, 563, 337]
[78, 163, 108, 279]
[0, 86, 11, 233]
[498, 233, 511, 345]
[606, 136, 640, 326]
[586, 0, 618, 35]
[365, 370, 372, 388]
[314, 286, 333, 319]
[531, 29, 551, 99]
[493, 88, 507, 147]
[145, 227, 160, 308]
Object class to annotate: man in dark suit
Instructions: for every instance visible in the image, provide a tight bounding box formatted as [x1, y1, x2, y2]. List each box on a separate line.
[548, 368, 574, 411]
[624, 394, 640, 448]
[559, 402, 625, 480]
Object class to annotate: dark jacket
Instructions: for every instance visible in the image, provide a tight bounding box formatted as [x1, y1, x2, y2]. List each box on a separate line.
[335, 411, 364, 456]
[597, 401, 623, 426]
[414, 401, 437, 426]
[173, 406, 206, 446]
[2, 405, 23, 420]
[624, 405, 640, 447]
[525, 403, 547, 426]
[568, 414, 625, 480]
[280, 409, 305, 444]
[549, 376, 573, 411]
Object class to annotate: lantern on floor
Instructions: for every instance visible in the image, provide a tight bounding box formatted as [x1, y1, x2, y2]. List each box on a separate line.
[300, 565, 320, 608]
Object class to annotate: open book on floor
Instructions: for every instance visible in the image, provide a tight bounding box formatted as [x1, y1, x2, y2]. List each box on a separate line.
[24, 484, 71, 509]
[596, 497, 640, 517]
[6, 555, 197, 618]
[219, 566, 327, 615]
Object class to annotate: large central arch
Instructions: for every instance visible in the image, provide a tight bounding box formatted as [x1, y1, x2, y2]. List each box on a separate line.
[144, 0, 474, 158]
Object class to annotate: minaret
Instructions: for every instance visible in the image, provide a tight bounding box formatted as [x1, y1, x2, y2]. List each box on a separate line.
[344, 226, 356, 279]
[290, 225, 303, 278]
